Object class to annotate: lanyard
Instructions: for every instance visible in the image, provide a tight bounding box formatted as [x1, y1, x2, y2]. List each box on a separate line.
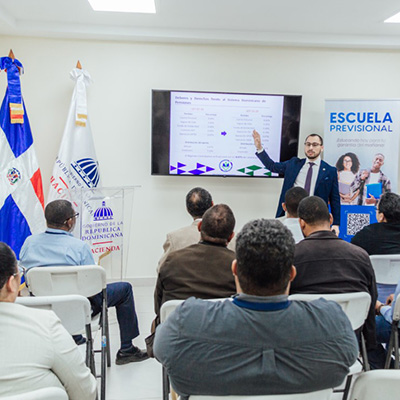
[233, 297, 291, 311]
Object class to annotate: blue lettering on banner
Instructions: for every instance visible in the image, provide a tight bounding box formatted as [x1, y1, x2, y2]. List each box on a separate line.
[330, 112, 393, 124]
[330, 124, 393, 132]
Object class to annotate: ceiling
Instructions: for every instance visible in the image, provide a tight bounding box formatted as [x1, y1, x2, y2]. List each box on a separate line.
[1, 0, 400, 49]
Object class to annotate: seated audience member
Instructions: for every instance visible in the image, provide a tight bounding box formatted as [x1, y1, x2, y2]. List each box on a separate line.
[154, 219, 358, 398]
[375, 278, 400, 352]
[154, 204, 236, 318]
[20, 199, 148, 365]
[291, 196, 381, 368]
[158, 187, 234, 271]
[158, 187, 213, 271]
[281, 186, 308, 243]
[351, 192, 400, 254]
[0, 242, 97, 399]
[351, 192, 400, 302]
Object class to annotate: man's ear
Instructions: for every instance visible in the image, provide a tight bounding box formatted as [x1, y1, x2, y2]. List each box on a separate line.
[329, 213, 334, 226]
[377, 212, 386, 223]
[282, 203, 287, 212]
[227, 232, 235, 243]
[299, 218, 306, 231]
[289, 265, 297, 282]
[232, 259, 238, 276]
[197, 221, 202, 232]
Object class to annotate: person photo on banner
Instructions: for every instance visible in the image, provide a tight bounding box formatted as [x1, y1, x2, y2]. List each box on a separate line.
[335, 152, 360, 204]
[350, 153, 391, 206]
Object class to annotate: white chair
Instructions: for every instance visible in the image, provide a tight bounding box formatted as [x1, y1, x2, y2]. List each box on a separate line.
[289, 292, 371, 400]
[16, 294, 95, 373]
[383, 292, 400, 368]
[369, 254, 400, 302]
[25, 265, 109, 400]
[348, 370, 400, 400]
[0, 387, 68, 400]
[188, 390, 333, 400]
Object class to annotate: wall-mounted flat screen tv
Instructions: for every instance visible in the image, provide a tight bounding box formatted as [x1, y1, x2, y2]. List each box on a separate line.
[152, 90, 302, 177]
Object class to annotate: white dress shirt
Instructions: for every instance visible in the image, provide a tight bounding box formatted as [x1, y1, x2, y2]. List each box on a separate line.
[294, 156, 321, 195]
[0, 302, 97, 399]
[281, 218, 304, 244]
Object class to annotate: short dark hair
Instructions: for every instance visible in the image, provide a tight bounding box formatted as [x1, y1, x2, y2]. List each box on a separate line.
[378, 192, 400, 223]
[45, 200, 75, 228]
[305, 134, 323, 146]
[335, 152, 360, 174]
[201, 204, 235, 244]
[0, 242, 17, 290]
[284, 187, 308, 217]
[298, 196, 330, 226]
[236, 219, 295, 296]
[186, 187, 213, 218]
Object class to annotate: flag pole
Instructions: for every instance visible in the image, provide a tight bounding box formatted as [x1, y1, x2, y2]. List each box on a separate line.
[76, 60, 82, 69]
[8, 49, 15, 60]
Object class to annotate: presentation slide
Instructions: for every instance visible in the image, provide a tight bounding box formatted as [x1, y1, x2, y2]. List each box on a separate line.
[169, 91, 284, 176]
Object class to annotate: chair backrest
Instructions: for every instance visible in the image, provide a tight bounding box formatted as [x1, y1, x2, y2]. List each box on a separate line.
[369, 254, 400, 285]
[16, 294, 91, 335]
[25, 265, 106, 297]
[160, 299, 185, 323]
[189, 388, 333, 400]
[0, 387, 68, 400]
[289, 292, 371, 331]
[349, 370, 400, 400]
[160, 298, 231, 323]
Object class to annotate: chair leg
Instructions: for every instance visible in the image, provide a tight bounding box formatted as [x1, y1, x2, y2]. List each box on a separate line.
[86, 325, 96, 376]
[162, 366, 170, 400]
[360, 333, 370, 371]
[100, 290, 107, 400]
[394, 328, 399, 369]
[342, 375, 352, 400]
[105, 306, 111, 368]
[385, 324, 396, 369]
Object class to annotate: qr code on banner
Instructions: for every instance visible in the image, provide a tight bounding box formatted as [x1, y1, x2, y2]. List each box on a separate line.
[347, 213, 370, 236]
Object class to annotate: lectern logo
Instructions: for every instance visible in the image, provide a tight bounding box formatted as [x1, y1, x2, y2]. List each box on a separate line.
[93, 201, 114, 221]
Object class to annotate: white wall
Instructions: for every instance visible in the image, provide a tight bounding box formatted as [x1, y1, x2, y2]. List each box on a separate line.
[1, 35, 400, 278]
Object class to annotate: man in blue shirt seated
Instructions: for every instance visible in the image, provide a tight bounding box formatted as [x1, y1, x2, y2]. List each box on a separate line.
[154, 219, 358, 398]
[20, 199, 149, 365]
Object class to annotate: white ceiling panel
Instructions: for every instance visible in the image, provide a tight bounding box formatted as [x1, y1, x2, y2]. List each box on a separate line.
[1, 0, 400, 48]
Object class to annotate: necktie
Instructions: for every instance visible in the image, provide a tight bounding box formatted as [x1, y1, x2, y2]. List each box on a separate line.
[304, 162, 315, 195]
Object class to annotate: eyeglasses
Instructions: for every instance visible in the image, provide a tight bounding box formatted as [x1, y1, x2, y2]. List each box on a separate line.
[18, 262, 27, 277]
[304, 142, 322, 148]
[64, 212, 79, 224]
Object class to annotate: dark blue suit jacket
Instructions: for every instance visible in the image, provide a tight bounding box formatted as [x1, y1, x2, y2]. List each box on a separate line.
[256, 150, 340, 225]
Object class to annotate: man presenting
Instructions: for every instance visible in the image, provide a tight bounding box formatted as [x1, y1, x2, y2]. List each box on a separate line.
[252, 129, 340, 230]
[154, 219, 357, 398]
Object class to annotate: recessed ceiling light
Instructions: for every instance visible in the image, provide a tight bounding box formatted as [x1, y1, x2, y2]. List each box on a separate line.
[384, 12, 400, 23]
[88, 0, 156, 13]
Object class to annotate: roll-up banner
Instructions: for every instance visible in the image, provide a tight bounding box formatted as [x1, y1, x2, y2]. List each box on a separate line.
[324, 99, 400, 241]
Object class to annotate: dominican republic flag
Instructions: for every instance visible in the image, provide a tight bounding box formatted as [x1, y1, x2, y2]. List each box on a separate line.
[0, 56, 45, 258]
[48, 67, 101, 204]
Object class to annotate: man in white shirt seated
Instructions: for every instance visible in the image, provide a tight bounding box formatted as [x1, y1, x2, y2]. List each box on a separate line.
[20, 199, 148, 365]
[158, 187, 213, 271]
[154, 219, 358, 398]
[281, 186, 308, 243]
[0, 242, 97, 400]
[158, 187, 235, 272]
